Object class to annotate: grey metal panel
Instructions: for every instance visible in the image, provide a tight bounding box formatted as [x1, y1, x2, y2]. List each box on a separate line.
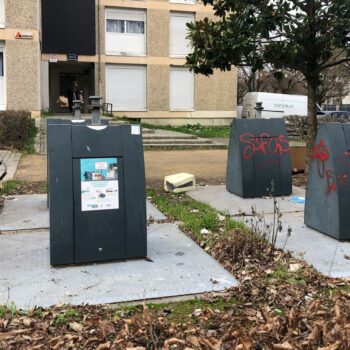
[48, 122, 147, 265]
[71, 125, 123, 158]
[226, 118, 292, 197]
[226, 120, 243, 196]
[72, 158, 126, 263]
[123, 125, 147, 258]
[47, 123, 74, 265]
[305, 123, 350, 240]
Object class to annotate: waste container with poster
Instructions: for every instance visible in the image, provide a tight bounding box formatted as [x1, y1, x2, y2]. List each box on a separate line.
[47, 121, 147, 265]
[305, 122, 350, 240]
[226, 118, 292, 197]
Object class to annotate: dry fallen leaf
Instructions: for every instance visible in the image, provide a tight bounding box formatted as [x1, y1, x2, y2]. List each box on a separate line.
[69, 321, 83, 332]
[273, 341, 293, 350]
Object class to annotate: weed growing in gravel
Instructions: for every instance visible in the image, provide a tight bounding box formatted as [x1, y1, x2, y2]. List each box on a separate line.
[0, 302, 18, 317]
[53, 308, 79, 326]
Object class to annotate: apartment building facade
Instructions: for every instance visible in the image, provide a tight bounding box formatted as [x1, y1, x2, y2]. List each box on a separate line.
[1, 0, 237, 124]
[0, 0, 41, 115]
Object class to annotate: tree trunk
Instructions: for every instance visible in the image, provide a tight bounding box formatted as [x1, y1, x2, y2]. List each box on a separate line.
[305, 82, 318, 173]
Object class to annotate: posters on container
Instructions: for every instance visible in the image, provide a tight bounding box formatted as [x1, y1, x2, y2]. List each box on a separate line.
[80, 158, 119, 211]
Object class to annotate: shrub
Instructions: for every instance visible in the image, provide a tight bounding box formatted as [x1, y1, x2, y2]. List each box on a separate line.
[0, 111, 36, 150]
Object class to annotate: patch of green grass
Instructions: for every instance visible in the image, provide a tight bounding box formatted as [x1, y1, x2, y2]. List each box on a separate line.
[267, 264, 307, 286]
[142, 123, 231, 138]
[53, 308, 79, 326]
[33, 308, 44, 319]
[41, 111, 55, 118]
[0, 180, 25, 195]
[0, 302, 18, 317]
[147, 188, 244, 240]
[110, 117, 231, 138]
[148, 297, 238, 323]
[0, 180, 47, 195]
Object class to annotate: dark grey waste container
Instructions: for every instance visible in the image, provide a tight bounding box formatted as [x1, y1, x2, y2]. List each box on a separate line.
[226, 118, 292, 197]
[47, 121, 147, 265]
[305, 123, 350, 240]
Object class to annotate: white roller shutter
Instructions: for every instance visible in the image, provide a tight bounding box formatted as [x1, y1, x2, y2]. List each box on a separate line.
[106, 65, 146, 111]
[170, 68, 194, 111]
[169, 12, 194, 57]
[105, 9, 146, 55]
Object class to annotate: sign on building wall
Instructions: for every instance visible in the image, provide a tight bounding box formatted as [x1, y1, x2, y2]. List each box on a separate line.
[67, 53, 78, 61]
[15, 32, 34, 40]
[49, 54, 57, 63]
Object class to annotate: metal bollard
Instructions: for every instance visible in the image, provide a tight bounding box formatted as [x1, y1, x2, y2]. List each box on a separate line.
[255, 102, 264, 119]
[72, 100, 83, 120]
[89, 96, 103, 125]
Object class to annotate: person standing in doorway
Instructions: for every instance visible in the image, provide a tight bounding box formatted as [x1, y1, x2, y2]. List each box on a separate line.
[67, 81, 79, 113]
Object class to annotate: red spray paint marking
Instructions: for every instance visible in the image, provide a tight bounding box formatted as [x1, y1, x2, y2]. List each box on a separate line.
[239, 133, 290, 160]
[326, 170, 337, 193]
[324, 170, 348, 194]
[311, 139, 329, 177]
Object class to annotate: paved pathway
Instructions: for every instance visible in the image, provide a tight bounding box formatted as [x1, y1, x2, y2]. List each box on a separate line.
[0, 150, 21, 181]
[0, 194, 166, 231]
[0, 225, 237, 309]
[0, 195, 238, 308]
[188, 185, 350, 278]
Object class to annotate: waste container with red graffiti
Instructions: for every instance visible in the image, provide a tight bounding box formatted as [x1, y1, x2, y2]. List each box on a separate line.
[305, 123, 350, 240]
[226, 118, 292, 197]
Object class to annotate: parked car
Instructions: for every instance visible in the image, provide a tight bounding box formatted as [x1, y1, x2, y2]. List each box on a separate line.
[317, 110, 350, 118]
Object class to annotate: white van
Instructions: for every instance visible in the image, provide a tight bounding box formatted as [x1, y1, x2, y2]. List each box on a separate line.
[241, 92, 308, 118]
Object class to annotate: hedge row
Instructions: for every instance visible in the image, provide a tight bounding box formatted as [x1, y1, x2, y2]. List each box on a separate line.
[0, 111, 36, 150]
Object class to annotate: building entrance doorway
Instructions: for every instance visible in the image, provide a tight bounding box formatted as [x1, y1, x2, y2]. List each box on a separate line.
[49, 62, 94, 113]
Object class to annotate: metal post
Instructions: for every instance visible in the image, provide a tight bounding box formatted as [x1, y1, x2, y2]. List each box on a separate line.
[255, 102, 264, 119]
[72, 100, 82, 120]
[89, 96, 103, 125]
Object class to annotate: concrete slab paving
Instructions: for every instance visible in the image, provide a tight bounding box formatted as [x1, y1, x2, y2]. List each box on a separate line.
[0, 194, 166, 232]
[188, 185, 350, 278]
[188, 185, 305, 216]
[0, 150, 21, 181]
[268, 212, 350, 278]
[0, 224, 238, 309]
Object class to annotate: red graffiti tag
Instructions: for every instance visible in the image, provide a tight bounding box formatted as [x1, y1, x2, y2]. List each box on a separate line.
[239, 133, 290, 160]
[311, 139, 329, 161]
[324, 170, 348, 194]
[311, 139, 329, 177]
[325, 170, 336, 193]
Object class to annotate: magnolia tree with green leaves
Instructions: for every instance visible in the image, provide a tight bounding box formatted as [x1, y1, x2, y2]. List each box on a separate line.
[186, 0, 350, 158]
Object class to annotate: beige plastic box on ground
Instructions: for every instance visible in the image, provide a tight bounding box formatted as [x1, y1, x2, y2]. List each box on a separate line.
[164, 173, 196, 193]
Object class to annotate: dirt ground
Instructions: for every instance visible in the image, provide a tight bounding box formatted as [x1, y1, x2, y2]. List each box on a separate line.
[14, 150, 228, 187]
[14, 151, 307, 188]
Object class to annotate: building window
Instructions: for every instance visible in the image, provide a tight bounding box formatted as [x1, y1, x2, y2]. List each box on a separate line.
[106, 65, 146, 111]
[169, 12, 194, 57]
[170, 67, 194, 111]
[106, 19, 144, 34]
[0, 0, 4, 28]
[105, 9, 146, 56]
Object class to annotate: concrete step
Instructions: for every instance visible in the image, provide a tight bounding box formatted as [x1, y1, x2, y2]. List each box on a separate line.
[143, 138, 213, 145]
[144, 143, 227, 150]
[143, 134, 196, 140]
[142, 128, 155, 134]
